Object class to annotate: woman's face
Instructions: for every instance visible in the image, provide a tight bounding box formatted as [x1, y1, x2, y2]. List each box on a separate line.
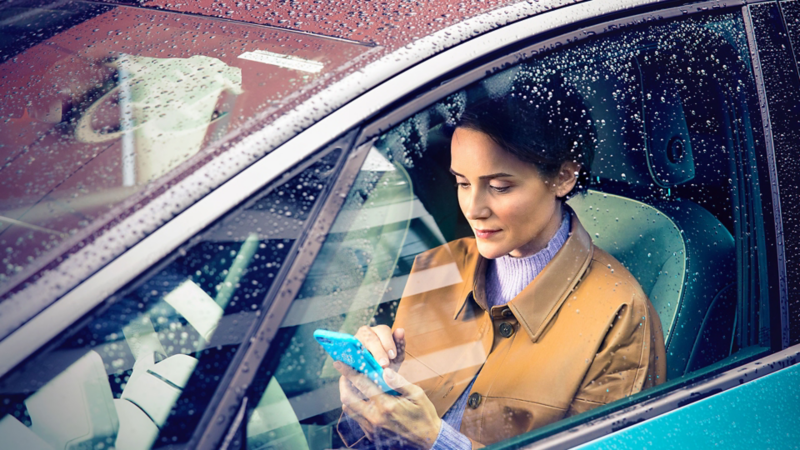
[450, 127, 578, 259]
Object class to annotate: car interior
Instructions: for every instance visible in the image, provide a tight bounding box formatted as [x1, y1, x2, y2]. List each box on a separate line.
[249, 14, 766, 449]
[0, 12, 770, 450]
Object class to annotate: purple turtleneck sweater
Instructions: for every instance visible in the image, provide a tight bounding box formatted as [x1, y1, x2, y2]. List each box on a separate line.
[432, 212, 571, 450]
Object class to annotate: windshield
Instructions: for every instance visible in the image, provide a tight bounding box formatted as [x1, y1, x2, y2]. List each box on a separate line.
[0, 1, 371, 295]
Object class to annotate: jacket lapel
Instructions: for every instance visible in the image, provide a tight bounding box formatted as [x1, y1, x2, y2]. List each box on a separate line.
[508, 209, 594, 342]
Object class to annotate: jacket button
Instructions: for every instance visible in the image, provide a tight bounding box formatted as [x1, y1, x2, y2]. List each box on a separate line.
[468, 392, 482, 409]
[499, 322, 514, 338]
[501, 308, 513, 318]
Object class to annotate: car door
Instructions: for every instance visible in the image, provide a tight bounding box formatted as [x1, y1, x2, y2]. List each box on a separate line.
[222, 2, 797, 449]
[573, 3, 797, 448]
[1, 1, 797, 450]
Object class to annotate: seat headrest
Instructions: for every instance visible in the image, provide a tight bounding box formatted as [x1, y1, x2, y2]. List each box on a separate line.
[636, 52, 695, 188]
[562, 51, 695, 189]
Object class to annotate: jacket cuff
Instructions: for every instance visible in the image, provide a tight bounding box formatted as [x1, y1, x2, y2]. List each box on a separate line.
[431, 420, 472, 450]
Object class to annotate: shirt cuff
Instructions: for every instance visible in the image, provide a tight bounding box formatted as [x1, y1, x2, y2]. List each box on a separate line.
[431, 420, 472, 450]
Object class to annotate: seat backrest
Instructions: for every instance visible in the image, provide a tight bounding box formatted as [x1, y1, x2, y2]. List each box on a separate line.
[567, 46, 738, 380]
[567, 191, 685, 340]
[568, 192, 737, 379]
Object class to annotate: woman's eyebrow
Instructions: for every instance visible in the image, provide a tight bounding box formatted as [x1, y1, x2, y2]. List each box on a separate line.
[449, 168, 513, 180]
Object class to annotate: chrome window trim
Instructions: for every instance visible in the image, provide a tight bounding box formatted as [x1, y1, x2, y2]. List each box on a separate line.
[0, 0, 671, 379]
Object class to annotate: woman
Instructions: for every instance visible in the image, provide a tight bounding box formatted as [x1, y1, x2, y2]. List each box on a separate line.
[334, 75, 667, 449]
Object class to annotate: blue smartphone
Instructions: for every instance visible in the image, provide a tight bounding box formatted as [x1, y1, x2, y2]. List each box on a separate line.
[314, 329, 401, 396]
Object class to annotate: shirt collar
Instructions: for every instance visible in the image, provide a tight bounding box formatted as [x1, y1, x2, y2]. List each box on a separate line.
[453, 205, 594, 342]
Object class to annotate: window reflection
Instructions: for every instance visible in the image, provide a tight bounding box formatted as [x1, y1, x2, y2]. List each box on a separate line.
[0, 151, 340, 449]
[0, 2, 370, 294]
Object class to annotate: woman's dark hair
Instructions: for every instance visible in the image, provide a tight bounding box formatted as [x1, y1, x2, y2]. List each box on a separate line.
[455, 73, 596, 198]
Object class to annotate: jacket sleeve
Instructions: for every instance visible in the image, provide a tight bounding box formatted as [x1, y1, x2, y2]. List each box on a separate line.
[566, 292, 667, 417]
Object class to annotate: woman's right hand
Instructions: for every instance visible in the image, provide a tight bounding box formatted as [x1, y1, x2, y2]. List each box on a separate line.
[354, 325, 405, 370]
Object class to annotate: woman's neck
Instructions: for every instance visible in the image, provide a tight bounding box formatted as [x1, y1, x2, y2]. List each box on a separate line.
[508, 202, 564, 258]
[485, 211, 570, 307]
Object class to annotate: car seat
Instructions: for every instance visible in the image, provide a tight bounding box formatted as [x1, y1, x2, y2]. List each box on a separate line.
[567, 48, 738, 380]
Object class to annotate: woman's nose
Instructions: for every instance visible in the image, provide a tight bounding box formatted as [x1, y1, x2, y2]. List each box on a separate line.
[464, 191, 491, 220]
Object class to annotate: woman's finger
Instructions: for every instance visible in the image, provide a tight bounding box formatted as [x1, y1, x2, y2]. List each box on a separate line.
[339, 385, 375, 440]
[382, 367, 422, 400]
[340, 378, 368, 416]
[355, 326, 392, 368]
[391, 327, 406, 366]
[339, 373, 367, 405]
[372, 325, 398, 362]
[335, 361, 386, 399]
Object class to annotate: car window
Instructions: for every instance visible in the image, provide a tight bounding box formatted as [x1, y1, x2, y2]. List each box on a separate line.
[241, 10, 774, 450]
[0, 149, 343, 449]
[0, 1, 370, 297]
[781, 0, 800, 75]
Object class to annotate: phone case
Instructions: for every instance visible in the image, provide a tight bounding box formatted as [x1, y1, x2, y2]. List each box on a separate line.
[314, 329, 401, 395]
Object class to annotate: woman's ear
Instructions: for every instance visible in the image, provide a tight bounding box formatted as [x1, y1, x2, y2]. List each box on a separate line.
[554, 161, 581, 198]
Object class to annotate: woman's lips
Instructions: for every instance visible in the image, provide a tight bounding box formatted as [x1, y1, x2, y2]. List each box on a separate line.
[475, 229, 501, 239]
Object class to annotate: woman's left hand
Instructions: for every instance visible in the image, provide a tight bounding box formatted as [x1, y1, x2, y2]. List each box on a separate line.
[335, 361, 442, 449]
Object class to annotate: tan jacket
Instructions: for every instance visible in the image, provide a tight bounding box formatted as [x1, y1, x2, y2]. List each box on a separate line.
[392, 211, 666, 448]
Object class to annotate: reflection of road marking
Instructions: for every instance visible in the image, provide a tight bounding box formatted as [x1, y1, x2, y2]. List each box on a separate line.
[123, 316, 165, 360]
[238, 50, 324, 73]
[329, 198, 428, 233]
[281, 262, 462, 327]
[361, 147, 396, 171]
[164, 281, 223, 342]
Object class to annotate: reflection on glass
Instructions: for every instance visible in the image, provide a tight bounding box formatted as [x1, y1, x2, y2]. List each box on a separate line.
[0, 2, 370, 294]
[244, 11, 769, 450]
[74, 54, 243, 185]
[0, 152, 340, 448]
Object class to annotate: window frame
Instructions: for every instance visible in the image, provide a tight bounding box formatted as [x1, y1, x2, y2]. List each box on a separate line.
[212, 2, 793, 449]
[750, 0, 800, 349]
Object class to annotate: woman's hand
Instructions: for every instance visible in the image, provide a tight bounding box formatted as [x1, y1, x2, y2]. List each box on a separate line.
[354, 325, 405, 370]
[336, 361, 442, 449]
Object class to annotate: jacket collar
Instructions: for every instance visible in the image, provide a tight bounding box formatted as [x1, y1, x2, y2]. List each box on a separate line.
[453, 207, 594, 342]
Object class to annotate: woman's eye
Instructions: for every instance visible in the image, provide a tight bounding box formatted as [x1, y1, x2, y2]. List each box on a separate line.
[490, 185, 510, 193]
[456, 182, 470, 189]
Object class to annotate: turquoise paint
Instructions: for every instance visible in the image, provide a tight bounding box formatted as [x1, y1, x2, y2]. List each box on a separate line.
[577, 363, 800, 449]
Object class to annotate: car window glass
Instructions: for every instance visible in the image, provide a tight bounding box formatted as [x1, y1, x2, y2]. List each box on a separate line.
[0, 2, 370, 296]
[781, 0, 800, 75]
[240, 10, 774, 450]
[0, 149, 341, 449]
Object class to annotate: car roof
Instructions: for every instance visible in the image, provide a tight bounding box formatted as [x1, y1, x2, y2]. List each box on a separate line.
[128, 0, 521, 48]
[0, 0, 580, 339]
